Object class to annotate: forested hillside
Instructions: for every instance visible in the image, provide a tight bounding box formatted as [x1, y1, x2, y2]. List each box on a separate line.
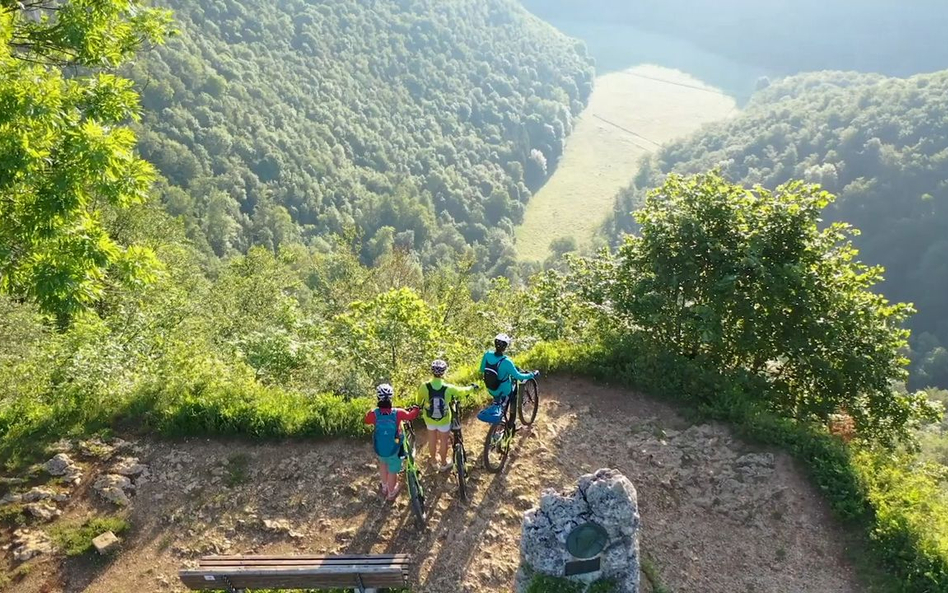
[521, 0, 948, 76]
[126, 0, 594, 277]
[606, 71, 948, 389]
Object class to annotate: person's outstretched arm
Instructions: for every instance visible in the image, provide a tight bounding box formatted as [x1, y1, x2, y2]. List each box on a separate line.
[502, 358, 535, 382]
[364, 410, 377, 425]
[446, 382, 477, 400]
[398, 406, 421, 422]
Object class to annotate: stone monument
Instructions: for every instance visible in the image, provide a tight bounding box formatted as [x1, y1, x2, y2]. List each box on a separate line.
[516, 468, 640, 593]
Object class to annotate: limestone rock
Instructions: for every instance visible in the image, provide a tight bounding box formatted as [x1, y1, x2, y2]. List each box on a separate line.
[3, 486, 68, 506]
[43, 453, 83, 485]
[92, 531, 121, 555]
[516, 468, 640, 593]
[78, 437, 117, 459]
[94, 474, 134, 506]
[25, 502, 61, 522]
[112, 457, 147, 477]
[12, 529, 53, 562]
[262, 518, 292, 533]
[0, 492, 22, 505]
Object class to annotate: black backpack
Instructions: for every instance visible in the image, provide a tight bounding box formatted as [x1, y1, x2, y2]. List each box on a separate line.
[483, 356, 507, 391]
[426, 383, 447, 420]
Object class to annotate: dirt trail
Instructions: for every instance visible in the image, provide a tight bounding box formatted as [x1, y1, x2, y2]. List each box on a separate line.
[10, 376, 861, 593]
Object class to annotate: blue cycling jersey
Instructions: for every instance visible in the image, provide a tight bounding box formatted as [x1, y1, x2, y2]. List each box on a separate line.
[479, 350, 534, 400]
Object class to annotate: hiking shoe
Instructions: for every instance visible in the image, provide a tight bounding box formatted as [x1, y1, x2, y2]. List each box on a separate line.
[386, 482, 402, 502]
[439, 461, 454, 472]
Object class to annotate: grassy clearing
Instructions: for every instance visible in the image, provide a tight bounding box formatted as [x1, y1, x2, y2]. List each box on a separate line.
[516, 64, 736, 262]
[49, 515, 129, 556]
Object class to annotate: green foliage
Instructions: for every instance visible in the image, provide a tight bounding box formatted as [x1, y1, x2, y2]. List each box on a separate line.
[49, 515, 129, 556]
[0, 504, 25, 527]
[0, 0, 172, 322]
[594, 172, 938, 442]
[128, 0, 593, 272]
[607, 71, 948, 389]
[0, 210, 505, 467]
[526, 575, 584, 593]
[640, 557, 670, 593]
[331, 288, 444, 391]
[524, 574, 616, 593]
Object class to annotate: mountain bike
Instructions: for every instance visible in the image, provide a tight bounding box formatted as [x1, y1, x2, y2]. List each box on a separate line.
[482, 368, 540, 473]
[449, 399, 468, 501]
[401, 419, 427, 527]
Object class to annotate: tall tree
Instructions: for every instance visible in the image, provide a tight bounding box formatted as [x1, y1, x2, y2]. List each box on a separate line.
[0, 0, 172, 323]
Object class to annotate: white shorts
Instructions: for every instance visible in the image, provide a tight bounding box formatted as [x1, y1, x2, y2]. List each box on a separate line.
[425, 421, 451, 433]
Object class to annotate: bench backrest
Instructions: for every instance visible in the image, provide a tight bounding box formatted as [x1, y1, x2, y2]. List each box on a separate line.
[179, 554, 411, 591]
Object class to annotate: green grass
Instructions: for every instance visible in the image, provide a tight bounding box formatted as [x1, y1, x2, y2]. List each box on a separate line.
[525, 574, 617, 593]
[0, 504, 25, 527]
[49, 515, 129, 556]
[516, 65, 736, 261]
[641, 557, 671, 593]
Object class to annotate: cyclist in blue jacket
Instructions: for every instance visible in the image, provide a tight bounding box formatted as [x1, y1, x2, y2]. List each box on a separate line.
[479, 334, 539, 410]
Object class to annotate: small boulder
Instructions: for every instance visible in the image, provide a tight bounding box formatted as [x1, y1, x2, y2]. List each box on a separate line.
[262, 518, 292, 533]
[112, 457, 147, 477]
[43, 453, 83, 485]
[93, 474, 133, 506]
[25, 503, 61, 522]
[92, 531, 121, 555]
[0, 492, 23, 505]
[79, 437, 117, 460]
[44, 453, 74, 475]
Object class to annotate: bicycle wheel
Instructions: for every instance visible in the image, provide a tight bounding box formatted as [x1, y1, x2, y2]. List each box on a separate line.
[482, 421, 509, 473]
[407, 470, 426, 527]
[518, 378, 540, 426]
[454, 442, 468, 501]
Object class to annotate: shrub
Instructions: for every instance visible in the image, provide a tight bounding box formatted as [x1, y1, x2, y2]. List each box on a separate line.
[49, 515, 130, 556]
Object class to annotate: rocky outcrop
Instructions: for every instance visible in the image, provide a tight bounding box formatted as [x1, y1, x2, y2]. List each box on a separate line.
[516, 468, 640, 593]
[25, 502, 61, 522]
[112, 457, 147, 477]
[1, 486, 69, 506]
[12, 529, 53, 562]
[93, 474, 134, 506]
[43, 453, 83, 485]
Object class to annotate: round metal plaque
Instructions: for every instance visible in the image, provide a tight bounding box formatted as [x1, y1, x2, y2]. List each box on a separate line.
[565, 522, 609, 559]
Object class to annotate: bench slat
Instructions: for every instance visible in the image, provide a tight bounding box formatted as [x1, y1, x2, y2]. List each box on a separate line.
[180, 566, 408, 588]
[180, 573, 406, 589]
[202, 553, 408, 561]
[180, 576, 407, 590]
[180, 554, 412, 591]
[199, 558, 410, 567]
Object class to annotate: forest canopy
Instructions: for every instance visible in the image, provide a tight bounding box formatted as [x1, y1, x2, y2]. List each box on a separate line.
[127, 0, 594, 279]
[606, 70, 948, 389]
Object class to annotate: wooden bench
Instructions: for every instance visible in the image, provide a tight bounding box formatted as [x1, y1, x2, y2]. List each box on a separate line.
[179, 554, 411, 592]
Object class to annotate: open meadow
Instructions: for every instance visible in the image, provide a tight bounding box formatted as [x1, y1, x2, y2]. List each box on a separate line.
[516, 64, 737, 260]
